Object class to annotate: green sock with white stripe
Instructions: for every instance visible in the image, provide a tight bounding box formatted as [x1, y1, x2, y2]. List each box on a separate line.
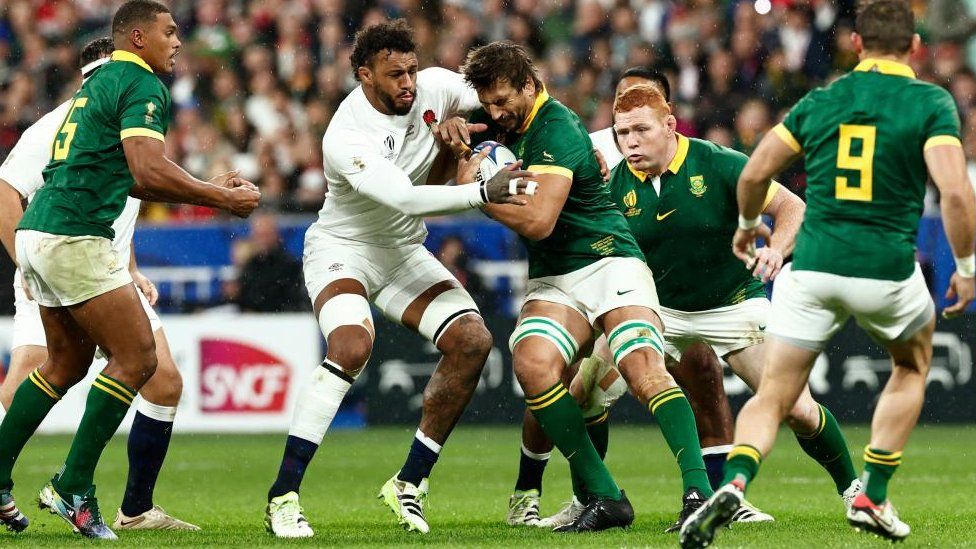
[649, 387, 713, 496]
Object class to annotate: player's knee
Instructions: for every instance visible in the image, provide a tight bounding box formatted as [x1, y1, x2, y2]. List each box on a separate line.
[149, 365, 183, 405]
[786, 399, 820, 433]
[513, 346, 563, 389]
[327, 326, 373, 372]
[443, 316, 492, 362]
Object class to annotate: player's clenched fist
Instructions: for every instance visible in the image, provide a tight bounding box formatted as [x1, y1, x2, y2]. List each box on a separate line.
[223, 185, 261, 218]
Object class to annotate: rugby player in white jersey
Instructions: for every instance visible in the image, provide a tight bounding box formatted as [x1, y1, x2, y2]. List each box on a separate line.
[0, 38, 200, 531]
[263, 20, 533, 538]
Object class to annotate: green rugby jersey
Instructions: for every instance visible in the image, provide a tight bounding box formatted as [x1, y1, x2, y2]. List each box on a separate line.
[775, 58, 961, 281]
[607, 135, 773, 311]
[507, 89, 644, 278]
[19, 50, 171, 240]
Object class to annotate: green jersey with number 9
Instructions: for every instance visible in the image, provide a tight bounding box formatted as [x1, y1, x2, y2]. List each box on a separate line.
[773, 58, 961, 281]
[18, 50, 171, 241]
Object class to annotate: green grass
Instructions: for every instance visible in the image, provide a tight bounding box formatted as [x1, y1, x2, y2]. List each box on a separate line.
[3, 425, 975, 546]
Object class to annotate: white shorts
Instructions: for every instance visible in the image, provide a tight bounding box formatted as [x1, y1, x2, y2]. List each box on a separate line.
[303, 233, 479, 343]
[11, 274, 162, 350]
[767, 263, 934, 351]
[522, 257, 661, 326]
[662, 297, 769, 360]
[15, 230, 132, 308]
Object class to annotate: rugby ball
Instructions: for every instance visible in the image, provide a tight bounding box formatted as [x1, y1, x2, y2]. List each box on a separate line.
[472, 140, 517, 184]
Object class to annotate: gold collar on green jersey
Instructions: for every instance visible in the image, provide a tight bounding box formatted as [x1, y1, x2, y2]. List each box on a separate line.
[626, 133, 690, 182]
[853, 58, 915, 79]
[111, 50, 154, 73]
[518, 86, 550, 133]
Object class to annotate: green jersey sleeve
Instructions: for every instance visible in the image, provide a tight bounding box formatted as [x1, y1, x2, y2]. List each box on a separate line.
[775, 92, 816, 153]
[523, 116, 591, 180]
[119, 72, 169, 142]
[923, 87, 962, 149]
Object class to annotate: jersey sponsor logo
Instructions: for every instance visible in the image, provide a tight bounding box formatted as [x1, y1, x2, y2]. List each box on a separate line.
[656, 208, 677, 221]
[144, 101, 156, 124]
[351, 157, 366, 173]
[689, 175, 707, 197]
[542, 150, 555, 162]
[383, 135, 395, 158]
[622, 190, 642, 217]
[200, 339, 291, 413]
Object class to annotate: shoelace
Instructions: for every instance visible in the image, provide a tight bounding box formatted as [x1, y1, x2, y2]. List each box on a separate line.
[279, 499, 307, 525]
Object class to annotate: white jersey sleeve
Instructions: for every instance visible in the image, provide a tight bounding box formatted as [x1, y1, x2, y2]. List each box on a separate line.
[324, 132, 485, 217]
[418, 67, 481, 116]
[0, 100, 71, 198]
[589, 127, 624, 171]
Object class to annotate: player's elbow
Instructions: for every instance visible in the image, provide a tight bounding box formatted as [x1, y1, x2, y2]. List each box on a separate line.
[940, 184, 976, 216]
[523, 217, 557, 241]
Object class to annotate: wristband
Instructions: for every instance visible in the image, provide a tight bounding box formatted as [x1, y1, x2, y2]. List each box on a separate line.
[956, 254, 976, 278]
[738, 214, 762, 231]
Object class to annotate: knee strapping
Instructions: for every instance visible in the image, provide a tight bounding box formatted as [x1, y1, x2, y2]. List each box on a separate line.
[578, 356, 628, 417]
[417, 288, 480, 345]
[318, 293, 373, 340]
[509, 316, 579, 365]
[607, 320, 664, 366]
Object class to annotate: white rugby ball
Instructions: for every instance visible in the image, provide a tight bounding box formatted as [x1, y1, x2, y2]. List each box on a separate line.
[472, 140, 517, 184]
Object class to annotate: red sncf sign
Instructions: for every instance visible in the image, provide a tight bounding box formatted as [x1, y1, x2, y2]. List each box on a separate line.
[199, 339, 290, 413]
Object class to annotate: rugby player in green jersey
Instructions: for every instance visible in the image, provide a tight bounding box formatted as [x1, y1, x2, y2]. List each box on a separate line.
[681, 2, 976, 546]
[606, 83, 858, 530]
[462, 42, 712, 532]
[505, 69, 766, 531]
[0, 0, 260, 539]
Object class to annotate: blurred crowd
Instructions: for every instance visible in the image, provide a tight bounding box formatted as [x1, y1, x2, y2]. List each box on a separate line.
[2, 0, 976, 219]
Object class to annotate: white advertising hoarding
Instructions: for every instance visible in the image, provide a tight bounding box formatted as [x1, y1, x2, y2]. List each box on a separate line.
[0, 313, 321, 433]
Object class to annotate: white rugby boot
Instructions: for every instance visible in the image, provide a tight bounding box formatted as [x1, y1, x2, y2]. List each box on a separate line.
[265, 491, 313, 538]
[537, 495, 584, 529]
[847, 493, 910, 542]
[841, 478, 863, 512]
[506, 489, 541, 526]
[378, 475, 429, 534]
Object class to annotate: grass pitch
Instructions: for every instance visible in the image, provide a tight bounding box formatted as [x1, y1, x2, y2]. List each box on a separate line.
[3, 424, 975, 547]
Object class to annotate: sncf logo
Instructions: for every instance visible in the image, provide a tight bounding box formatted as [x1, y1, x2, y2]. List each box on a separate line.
[200, 339, 290, 413]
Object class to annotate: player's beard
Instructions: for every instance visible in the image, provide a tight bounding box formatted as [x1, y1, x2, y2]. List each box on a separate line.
[379, 87, 416, 116]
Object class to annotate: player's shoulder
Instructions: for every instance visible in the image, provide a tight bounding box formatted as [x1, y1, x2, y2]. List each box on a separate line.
[534, 98, 586, 142]
[689, 136, 747, 164]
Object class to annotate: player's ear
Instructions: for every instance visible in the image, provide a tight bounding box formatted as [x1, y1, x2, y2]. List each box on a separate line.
[851, 32, 863, 55]
[666, 114, 677, 133]
[909, 34, 921, 56]
[357, 66, 372, 86]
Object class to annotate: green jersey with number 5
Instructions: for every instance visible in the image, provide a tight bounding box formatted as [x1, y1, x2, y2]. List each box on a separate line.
[18, 50, 171, 240]
[774, 58, 961, 281]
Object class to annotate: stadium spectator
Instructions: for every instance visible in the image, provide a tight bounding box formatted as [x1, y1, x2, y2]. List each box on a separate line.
[436, 235, 491, 311]
[235, 210, 306, 313]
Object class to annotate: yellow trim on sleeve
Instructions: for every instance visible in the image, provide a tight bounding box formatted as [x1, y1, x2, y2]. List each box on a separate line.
[924, 135, 962, 151]
[111, 50, 154, 73]
[120, 128, 165, 142]
[528, 164, 573, 179]
[518, 86, 551, 133]
[772, 124, 802, 153]
[666, 134, 689, 174]
[854, 58, 915, 79]
[761, 181, 782, 210]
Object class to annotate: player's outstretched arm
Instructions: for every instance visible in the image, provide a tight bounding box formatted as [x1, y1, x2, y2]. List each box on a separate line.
[925, 143, 976, 316]
[733, 130, 802, 266]
[333, 142, 532, 217]
[482, 173, 571, 241]
[0, 180, 24, 264]
[123, 136, 261, 218]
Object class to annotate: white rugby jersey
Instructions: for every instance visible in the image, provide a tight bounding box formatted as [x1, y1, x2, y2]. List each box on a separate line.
[0, 98, 141, 288]
[309, 67, 482, 248]
[589, 127, 624, 170]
